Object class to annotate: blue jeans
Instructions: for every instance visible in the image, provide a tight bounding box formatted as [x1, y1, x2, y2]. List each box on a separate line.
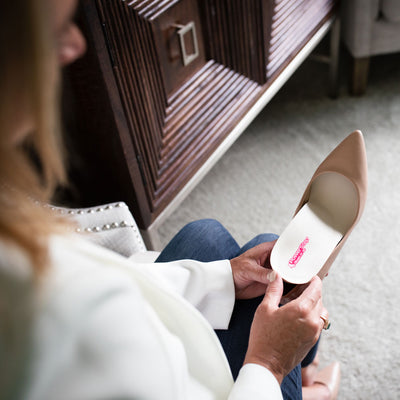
[156, 219, 318, 400]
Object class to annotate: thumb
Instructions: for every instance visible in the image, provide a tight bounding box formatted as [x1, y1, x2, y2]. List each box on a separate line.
[251, 265, 275, 285]
[262, 271, 283, 310]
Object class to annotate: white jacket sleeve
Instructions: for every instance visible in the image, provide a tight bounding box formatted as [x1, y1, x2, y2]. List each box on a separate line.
[229, 364, 283, 400]
[130, 258, 236, 329]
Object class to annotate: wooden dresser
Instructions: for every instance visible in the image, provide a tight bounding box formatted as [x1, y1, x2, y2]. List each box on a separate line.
[63, 0, 339, 248]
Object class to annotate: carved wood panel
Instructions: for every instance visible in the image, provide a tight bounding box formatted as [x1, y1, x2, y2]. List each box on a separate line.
[94, 0, 263, 214]
[266, 0, 337, 79]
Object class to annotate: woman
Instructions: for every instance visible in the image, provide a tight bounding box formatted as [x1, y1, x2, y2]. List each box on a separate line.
[0, 0, 338, 399]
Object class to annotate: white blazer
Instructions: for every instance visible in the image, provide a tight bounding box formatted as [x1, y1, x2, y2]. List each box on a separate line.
[0, 235, 283, 400]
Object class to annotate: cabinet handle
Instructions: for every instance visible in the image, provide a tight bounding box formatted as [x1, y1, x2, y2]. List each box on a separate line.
[173, 22, 199, 66]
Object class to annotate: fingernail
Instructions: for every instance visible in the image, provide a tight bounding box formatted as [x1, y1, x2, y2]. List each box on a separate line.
[268, 270, 277, 283]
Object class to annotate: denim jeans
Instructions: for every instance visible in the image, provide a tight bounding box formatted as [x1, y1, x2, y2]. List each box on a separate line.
[156, 219, 318, 400]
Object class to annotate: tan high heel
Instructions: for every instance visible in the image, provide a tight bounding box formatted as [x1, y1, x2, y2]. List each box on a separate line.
[271, 130, 368, 284]
[314, 362, 341, 400]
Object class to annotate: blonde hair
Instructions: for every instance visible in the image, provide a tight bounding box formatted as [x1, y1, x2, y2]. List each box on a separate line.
[0, 0, 69, 274]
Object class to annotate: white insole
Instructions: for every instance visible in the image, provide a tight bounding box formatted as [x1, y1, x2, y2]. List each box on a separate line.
[270, 173, 358, 284]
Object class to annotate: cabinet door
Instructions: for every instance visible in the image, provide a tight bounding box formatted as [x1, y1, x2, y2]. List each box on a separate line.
[201, 0, 337, 83]
[266, 0, 337, 79]
[69, 0, 262, 224]
[201, 0, 267, 84]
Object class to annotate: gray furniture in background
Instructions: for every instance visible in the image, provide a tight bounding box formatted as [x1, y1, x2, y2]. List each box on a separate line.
[341, 0, 400, 95]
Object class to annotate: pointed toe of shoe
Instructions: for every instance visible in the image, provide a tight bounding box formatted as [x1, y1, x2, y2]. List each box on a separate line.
[296, 130, 368, 218]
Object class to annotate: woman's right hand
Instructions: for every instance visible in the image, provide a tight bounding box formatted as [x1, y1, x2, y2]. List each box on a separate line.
[244, 273, 326, 384]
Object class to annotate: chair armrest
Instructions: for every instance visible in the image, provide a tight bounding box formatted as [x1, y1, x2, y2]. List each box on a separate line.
[49, 202, 147, 257]
[341, 0, 380, 57]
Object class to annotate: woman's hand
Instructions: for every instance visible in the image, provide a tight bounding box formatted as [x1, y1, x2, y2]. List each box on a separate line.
[230, 241, 277, 299]
[244, 274, 327, 384]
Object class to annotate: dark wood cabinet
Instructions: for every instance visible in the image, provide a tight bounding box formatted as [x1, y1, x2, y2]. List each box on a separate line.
[63, 0, 339, 248]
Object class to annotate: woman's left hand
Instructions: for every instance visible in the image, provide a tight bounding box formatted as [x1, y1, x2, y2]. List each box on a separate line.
[230, 241, 277, 299]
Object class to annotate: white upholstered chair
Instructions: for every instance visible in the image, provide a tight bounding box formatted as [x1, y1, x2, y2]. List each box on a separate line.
[341, 0, 400, 95]
[49, 202, 147, 257]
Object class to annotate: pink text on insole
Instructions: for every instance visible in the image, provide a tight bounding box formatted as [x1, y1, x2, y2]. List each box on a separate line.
[288, 237, 309, 268]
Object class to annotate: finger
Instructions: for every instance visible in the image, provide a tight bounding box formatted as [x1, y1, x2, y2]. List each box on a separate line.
[248, 265, 275, 285]
[261, 271, 283, 310]
[319, 308, 329, 320]
[297, 276, 322, 307]
[260, 240, 277, 266]
[247, 241, 277, 266]
[319, 307, 330, 330]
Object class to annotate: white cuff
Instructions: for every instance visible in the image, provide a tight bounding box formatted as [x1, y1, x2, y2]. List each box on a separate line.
[229, 363, 283, 400]
[196, 260, 235, 329]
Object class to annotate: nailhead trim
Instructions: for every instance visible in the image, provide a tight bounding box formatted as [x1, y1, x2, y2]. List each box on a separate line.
[76, 221, 136, 234]
[45, 202, 128, 215]
[44, 203, 141, 242]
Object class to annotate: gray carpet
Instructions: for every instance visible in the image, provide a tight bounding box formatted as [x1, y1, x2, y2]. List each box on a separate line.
[158, 48, 400, 399]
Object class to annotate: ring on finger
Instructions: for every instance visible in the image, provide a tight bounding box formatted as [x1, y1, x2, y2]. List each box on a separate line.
[320, 315, 331, 330]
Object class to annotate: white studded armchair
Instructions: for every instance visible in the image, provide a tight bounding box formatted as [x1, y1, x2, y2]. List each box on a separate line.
[341, 0, 400, 95]
[50, 202, 147, 257]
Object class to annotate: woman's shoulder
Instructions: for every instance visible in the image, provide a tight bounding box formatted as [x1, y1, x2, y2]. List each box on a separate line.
[0, 234, 144, 329]
[0, 239, 36, 400]
[0, 233, 145, 307]
[44, 234, 144, 300]
[0, 238, 33, 281]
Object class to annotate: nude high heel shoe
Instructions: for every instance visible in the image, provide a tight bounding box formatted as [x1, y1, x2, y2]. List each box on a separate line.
[271, 130, 368, 284]
[314, 362, 341, 400]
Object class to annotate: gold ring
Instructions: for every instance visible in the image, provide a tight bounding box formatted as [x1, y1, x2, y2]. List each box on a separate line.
[320, 315, 331, 330]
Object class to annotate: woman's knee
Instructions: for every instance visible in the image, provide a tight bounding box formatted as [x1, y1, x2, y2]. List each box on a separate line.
[240, 233, 279, 254]
[183, 218, 223, 230]
[179, 219, 226, 238]
[252, 233, 279, 243]
[159, 218, 238, 262]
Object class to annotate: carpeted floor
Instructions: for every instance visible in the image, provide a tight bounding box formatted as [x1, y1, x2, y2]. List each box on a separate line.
[158, 46, 400, 399]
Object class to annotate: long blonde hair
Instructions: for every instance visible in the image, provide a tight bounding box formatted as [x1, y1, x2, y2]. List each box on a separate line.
[0, 0, 68, 273]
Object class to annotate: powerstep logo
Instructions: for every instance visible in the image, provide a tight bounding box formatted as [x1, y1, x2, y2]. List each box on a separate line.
[288, 237, 309, 268]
